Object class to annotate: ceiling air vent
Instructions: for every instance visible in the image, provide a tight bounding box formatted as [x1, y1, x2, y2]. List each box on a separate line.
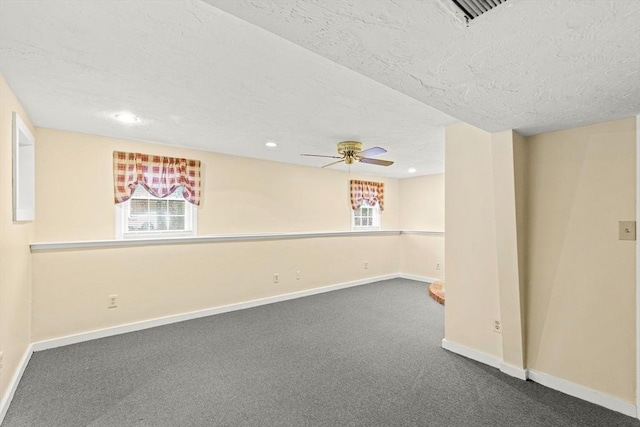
[440, 0, 508, 24]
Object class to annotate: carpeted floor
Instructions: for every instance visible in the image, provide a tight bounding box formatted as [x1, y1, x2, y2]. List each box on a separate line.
[3, 278, 639, 426]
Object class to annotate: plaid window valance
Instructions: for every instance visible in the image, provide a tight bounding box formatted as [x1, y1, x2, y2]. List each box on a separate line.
[350, 180, 384, 211]
[113, 151, 202, 205]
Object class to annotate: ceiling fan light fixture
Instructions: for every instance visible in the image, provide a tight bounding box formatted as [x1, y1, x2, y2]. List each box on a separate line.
[265, 141, 278, 148]
[301, 140, 394, 168]
[338, 141, 362, 164]
[408, 168, 417, 173]
[337, 141, 363, 155]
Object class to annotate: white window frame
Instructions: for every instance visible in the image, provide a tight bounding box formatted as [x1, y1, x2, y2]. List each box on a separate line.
[12, 112, 36, 222]
[351, 200, 381, 231]
[115, 185, 197, 239]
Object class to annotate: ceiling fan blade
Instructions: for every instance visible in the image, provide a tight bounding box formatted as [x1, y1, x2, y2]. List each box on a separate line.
[359, 157, 394, 167]
[358, 146, 387, 157]
[301, 153, 343, 159]
[321, 159, 346, 168]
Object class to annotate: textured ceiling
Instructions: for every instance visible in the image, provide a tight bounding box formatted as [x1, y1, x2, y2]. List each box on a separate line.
[207, 0, 640, 136]
[1, 0, 638, 179]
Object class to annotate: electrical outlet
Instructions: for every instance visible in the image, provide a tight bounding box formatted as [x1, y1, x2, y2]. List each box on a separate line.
[364, 261, 368, 270]
[493, 319, 502, 334]
[296, 271, 301, 280]
[619, 221, 636, 241]
[435, 263, 441, 271]
[273, 273, 279, 283]
[108, 294, 118, 309]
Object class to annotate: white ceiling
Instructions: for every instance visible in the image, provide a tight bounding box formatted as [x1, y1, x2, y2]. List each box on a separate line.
[1, 0, 638, 178]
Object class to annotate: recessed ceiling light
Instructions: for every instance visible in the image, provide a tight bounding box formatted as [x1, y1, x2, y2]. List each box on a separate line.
[265, 141, 277, 148]
[408, 168, 417, 173]
[114, 112, 140, 124]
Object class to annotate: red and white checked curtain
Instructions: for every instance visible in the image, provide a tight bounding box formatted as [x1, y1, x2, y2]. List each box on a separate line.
[113, 151, 202, 205]
[350, 180, 384, 211]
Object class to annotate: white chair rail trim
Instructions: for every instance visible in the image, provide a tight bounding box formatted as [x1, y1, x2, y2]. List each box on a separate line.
[30, 229, 444, 252]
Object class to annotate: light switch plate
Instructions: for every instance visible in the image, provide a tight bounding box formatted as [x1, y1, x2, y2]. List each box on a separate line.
[619, 221, 636, 241]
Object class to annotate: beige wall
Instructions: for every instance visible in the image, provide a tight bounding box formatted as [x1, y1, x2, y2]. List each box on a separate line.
[399, 174, 444, 231]
[445, 117, 636, 404]
[444, 122, 502, 358]
[0, 76, 34, 401]
[32, 236, 400, 341]
[34, 128, 400, 242]
[30, 129, 408, 341]
[526, 118, 636, 402]
[399, 174, 445, 280]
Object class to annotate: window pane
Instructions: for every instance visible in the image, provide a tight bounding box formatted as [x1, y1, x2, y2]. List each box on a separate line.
[156, 216, 168, 231]
[149, 200, 167, 215]
[130, 199, 148, 215]
[122, 184, 194, 236]
[351, 201, 379, 230]
[169, 216, 185, 230]
[128, 216, 155, 231]
[168, 200, 185, 215]
[166, 189, 183, 200]
[132, 185, 149, 197]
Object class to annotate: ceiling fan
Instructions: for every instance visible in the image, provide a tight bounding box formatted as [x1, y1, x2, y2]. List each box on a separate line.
[301, 141, 394, 168]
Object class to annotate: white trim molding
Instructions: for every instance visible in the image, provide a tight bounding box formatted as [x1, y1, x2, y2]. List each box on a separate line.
[30, 229, 446, 252]
[636, 113, 640, 420]
[399, 273, 441, 283]
[442, 338, 637, 418]
[12, 112, 36, 222]
[528, 369, 637, 418]
[401, 230, 445, 236]
[500, 362, 528, 380]
[32, 274, 398, 352]
[30, 230, 403, 252]
[0, 344, 33, 425]
[441, 338, 501, 369]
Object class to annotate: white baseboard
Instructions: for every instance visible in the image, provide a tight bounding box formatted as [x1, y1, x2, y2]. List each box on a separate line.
[500, 362, 528, 380]
[0, 344, 33, 425]
[442, 337, 637, 417]
[441, 338, 501, 369]
[528, 369, 637, 418]
[32, 274, 398, 352]
[443, 340, 636, 417]
[398, 273, 440, 283]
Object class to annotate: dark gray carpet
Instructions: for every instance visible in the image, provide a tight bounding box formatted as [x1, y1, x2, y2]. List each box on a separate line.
[3, 278, 639, 426]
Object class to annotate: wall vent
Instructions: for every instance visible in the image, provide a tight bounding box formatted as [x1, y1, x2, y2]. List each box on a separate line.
[440, 0, 508, 24]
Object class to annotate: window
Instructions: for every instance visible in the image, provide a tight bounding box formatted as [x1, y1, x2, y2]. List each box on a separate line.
[115, 185, 196, 239]
[352, 200, 380, 230]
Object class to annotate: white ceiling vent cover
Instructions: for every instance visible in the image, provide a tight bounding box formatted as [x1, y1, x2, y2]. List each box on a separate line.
[439, 0, 508, 24]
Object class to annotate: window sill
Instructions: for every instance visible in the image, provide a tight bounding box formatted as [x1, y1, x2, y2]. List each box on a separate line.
[120, 230, 196, 240]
